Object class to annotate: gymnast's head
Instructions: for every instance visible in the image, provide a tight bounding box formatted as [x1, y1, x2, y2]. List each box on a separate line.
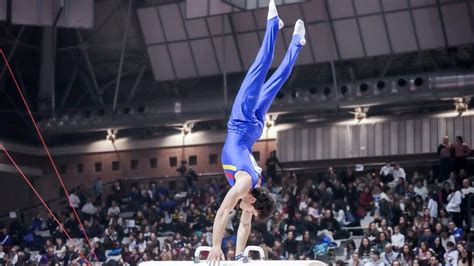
[239, 186, 275, 221]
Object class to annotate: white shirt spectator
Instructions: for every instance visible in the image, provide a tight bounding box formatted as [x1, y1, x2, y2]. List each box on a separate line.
[427, 198, 438, 218]
[392, 167, 406, 180]
[444, 249, 458, 266]
[380, 165, 393, 176]
[107, 206, 121, 217]
[81, 202, 97, 215]
[68, 193, 81, 208]
[414, 185, 429, 200]
[446, 191, 462, 213]
[391, 233, 405, 250]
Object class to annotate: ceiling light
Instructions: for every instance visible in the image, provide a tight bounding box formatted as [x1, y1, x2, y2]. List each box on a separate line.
[454, 97, 470, 116]
[350, 107, 369, 122]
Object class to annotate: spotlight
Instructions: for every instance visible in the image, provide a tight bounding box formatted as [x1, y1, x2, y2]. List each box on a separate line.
[454, 97, 470, 116]
[106, 129, 117, 143]
[350, 107, 369, 122]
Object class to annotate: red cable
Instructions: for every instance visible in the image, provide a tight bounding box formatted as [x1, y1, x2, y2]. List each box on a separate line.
[0, 145, 90, 265]
[0, 49, 98, 262]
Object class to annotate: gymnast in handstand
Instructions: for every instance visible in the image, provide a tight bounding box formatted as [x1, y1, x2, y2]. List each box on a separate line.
[208, 0, 306, 265]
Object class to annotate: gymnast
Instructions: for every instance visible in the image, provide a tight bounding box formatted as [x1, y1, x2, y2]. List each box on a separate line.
[207, 0, 306, 265]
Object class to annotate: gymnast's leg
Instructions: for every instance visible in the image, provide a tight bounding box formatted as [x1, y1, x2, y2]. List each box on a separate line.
[228, 0, 283, 126]
[255, 20, 306, 122]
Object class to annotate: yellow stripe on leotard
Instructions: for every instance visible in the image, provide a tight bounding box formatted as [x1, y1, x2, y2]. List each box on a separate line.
[222, 164, 237, 171]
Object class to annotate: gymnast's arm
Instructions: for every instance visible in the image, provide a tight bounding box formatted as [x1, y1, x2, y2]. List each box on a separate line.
[209, 173, 252, 261]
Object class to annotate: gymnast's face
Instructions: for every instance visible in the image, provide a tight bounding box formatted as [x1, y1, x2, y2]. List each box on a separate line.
[239, 195, 258, 216]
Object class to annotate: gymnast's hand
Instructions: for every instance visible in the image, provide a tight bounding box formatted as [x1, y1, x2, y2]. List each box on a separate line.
[207, 246, 225, 266]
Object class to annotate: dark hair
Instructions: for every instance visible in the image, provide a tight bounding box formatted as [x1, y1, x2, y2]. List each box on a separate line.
[251, 187, 275, 222]
[456, 136, 463, 143]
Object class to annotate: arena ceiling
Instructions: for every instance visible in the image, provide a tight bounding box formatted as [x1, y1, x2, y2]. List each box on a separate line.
[0, 0, 473, 144]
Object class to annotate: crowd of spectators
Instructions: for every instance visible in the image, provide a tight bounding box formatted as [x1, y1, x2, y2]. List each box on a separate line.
[0, 137, 472, 265]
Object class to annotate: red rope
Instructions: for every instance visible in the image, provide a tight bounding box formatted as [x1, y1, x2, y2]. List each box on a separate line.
[0, 145, 90, 265]
[0, 49, 98, 262]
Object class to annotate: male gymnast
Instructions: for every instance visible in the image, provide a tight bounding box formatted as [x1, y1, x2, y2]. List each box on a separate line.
[207, 1, 306, 265]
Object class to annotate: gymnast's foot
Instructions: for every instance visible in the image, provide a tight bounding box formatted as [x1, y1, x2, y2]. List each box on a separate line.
[293, 19, 306, 46]
[268, 0, 284, 30]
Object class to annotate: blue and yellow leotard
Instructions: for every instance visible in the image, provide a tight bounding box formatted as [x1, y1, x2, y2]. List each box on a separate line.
[221, 16, 305, 189]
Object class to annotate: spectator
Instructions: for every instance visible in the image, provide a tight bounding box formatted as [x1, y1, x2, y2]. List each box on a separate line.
[81, 198, 98, 216]
[282, 231, 298, 258]
[444, 241, 458, 266]
[357, 237, 372, 259]
[399, 244, 414, 265]
[453, 136, 471, 174]
[266, 150, 284, 184]
[381, 243, 399, 266]
[380, 162, 394, 183]
[461, 178, 473, 231]
[432, 237, 445, 262]
[349, 253, 363, 266]
[446, 184, 463, 228]
[68, 189, 81, 209]
[392, 164, 406, 182]
[438, 136, 454, 181]
[447, 222, 463, 242]
[391, 225, 405, 251]
[107, 201, 121, 218]
[369, 250, 384, 266]
[94, 177, 103, 201]
[414, 180, 429, 200]
[318, 210, 340, 241]
[457, 245, 472, 266]
[427, 193, 438, 219]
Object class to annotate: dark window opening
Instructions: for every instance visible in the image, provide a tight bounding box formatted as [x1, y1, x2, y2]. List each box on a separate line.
[209, 154, 218, 165]
[150, 158, 158, 168]
[169, 157, 178, 167]
[112, 161, 120, 171]
[189, 155, 197, 166]
[77, 163, 84, 174]
[131, 159, 139, 170]
[252, 151, 261, 162]
[94, 162, 102, 172]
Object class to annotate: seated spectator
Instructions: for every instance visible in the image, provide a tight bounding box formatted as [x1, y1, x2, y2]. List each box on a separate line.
[81, 198, 98, 216]
[369, 250, 384, 266]
[357, 237, 372, 259]
[318, 210, 341, 241]
[0, 227, 12, 248]
[414, 180, 429, 200]
[447, 221, 463, 242]
[379, 162, 394, 183]
[432, 237, 445, 263]
[68, 189, 81, 208]
[107, 201, 121, 218]
[39, 246, 59, 264]
[381, 243, 399, 265]
[444, 241, 458, 266]
[391, 225, 405, 251]
[399, 244, 414, 265]
[282, 231, 298, 258]
[297, 231, 313, 259]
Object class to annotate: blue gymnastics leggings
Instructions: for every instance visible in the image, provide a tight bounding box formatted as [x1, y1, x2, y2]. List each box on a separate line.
[228, 17, 305, 133]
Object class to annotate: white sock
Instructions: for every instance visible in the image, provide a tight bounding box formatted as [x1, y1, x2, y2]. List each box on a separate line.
[267, 0, 278, 20]
[268, 0, 284, 29]
[293, 19, 306, 45]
